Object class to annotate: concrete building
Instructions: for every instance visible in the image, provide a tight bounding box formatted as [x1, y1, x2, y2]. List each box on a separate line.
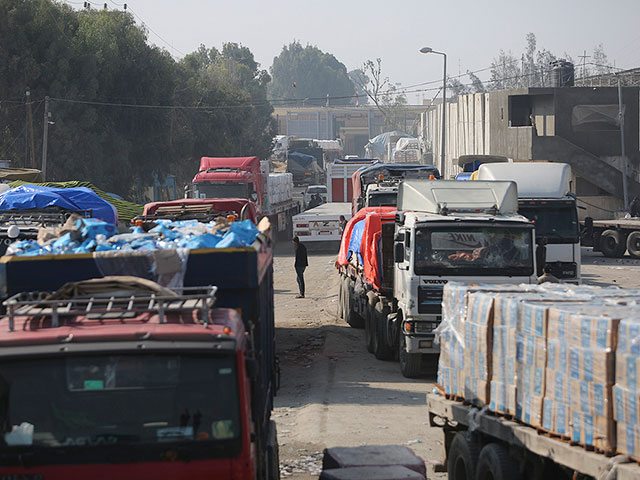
[421, 87, 640, 219]
[273, 106, 428, 157]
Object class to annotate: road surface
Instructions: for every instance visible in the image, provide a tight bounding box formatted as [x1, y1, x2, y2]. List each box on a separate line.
[272, 245, 640, 478]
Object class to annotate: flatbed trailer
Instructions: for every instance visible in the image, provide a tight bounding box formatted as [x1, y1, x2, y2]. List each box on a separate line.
[292, 202, 352, 248]
[427, 393, 640, 480]
[581, 217, 640, 258]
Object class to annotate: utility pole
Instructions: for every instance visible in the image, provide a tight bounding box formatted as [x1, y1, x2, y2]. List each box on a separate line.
[27, 89, 36, 168]
[41, 96, 50, 180]
[578, 50, 591, 81]
[617, 75, 629, 210]
[24, 88, 29, 166]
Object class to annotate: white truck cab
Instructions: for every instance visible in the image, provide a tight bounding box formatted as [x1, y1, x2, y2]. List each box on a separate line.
[477, 162, 580, 283]
[364, 183, 398, 208]
[392, 180, 537, 375]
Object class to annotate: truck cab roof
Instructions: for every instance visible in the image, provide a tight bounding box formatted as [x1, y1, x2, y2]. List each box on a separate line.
[476, 162, 571, 199]
[0, 281, 245, 356]
[398, 179, 520, 216]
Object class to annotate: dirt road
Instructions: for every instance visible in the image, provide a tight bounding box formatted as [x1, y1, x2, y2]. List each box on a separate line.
[273, 245, 640, 478]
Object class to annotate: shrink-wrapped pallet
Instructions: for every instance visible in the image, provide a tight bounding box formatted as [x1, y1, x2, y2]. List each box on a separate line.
[613, 316, 640, 458]
[438, 283, 537, 400]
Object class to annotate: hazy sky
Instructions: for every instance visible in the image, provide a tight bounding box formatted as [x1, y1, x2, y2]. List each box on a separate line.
[77, 0, 640, 103]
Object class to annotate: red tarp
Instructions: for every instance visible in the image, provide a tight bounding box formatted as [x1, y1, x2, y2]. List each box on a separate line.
[337, 207, 396, 290]
[361, 211, 396, 290]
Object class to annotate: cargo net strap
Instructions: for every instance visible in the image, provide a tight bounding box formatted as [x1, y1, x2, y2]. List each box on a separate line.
[93, 248, 189, 291]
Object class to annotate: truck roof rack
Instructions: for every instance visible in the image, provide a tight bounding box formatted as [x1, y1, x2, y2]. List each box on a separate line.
[3, 286, 217, 332]
[398, 180, 518, 215]
[0, 209, 93, 228]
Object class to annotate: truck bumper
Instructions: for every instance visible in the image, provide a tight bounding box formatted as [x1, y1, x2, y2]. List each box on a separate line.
[405, 335, 439, 354]
[403, 315, 441, 354]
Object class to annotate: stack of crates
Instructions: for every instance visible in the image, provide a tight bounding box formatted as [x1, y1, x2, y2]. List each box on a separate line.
[614, 317, 640, 458]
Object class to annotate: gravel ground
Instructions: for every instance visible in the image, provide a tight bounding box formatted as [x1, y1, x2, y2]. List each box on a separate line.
[272, 244, 640, 479]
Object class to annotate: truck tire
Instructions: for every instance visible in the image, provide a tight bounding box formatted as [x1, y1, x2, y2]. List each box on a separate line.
[373, 302, 393, 360]
[365, 293, 379, 353]
[399, 329, 422, 378]
[475, 443, 520, 480]
[266, 420, 280, 480]
[600, 229, 626, 258]
[337, 276, 345, 320]
[447, 431, 480, 480]
[345, 279, 364, 329]
[627, 231, 640, 258]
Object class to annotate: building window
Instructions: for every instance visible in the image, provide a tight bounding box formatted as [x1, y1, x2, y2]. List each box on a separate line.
[571, 105, 621, 131]
[508, 96, 533, 127]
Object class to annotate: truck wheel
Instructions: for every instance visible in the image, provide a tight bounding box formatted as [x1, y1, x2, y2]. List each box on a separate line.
[266, 420, 280, 480]
[373, 303, 393, 360]
[345, 279, 364, 329]
[447, 431, 479, 480]
[627, 231, 640, 258]
[399, 330, 422, 378]
[475, 443, 520, 480]
[365, 294, 379, 353]
[337, 277, 345, 320]
[600, 229, 626, 258]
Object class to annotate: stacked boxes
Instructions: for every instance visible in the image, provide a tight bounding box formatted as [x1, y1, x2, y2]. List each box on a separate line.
[267, 173, 293, 205]
[439, 282, 640, 454]
[566, 309, 619, 452]
[438, 284, 537, 402]
[614, 317, 640, 458]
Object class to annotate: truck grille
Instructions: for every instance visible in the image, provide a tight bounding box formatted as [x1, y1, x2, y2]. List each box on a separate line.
[418, 286, 443, 314]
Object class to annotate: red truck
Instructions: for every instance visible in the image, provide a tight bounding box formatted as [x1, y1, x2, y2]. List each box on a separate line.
[190, 156, 299, 237]
[140, 198, 258, 223]
[0, 279, 280, 479]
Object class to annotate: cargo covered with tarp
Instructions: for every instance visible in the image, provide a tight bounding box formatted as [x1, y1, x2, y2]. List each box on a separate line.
[337, 207, 396, 290]
[0, 185, 118, 224]
[9, 180, 143, 222]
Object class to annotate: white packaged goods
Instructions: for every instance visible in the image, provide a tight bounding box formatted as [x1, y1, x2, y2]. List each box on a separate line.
[437, 282, 640, 454]
[267, 173, 293, 205]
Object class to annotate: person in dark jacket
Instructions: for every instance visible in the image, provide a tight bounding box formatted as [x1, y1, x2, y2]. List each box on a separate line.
[293, 236, 308, 298]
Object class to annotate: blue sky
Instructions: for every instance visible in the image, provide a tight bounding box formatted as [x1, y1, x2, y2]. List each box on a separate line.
[73, 0, 640, 103]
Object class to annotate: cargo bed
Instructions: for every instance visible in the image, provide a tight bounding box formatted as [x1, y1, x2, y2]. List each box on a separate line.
[427, 393, 640, 479]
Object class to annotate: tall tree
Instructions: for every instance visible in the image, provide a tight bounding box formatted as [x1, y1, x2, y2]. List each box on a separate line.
[0, 0, 274, 198]
[268, 41, 355, 106]
[489, 50, 521, 90]
[357, 59, 408, 131]
[592, 44, 611, 75]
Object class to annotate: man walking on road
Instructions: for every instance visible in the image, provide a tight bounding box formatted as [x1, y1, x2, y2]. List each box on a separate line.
[293, 236, 308, 298]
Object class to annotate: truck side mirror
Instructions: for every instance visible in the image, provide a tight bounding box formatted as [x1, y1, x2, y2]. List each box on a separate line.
[394, 243, 405, 263]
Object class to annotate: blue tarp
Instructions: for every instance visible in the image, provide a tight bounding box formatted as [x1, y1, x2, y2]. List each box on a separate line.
[0, 185, 118, 224]
[348, 219, 366, 265]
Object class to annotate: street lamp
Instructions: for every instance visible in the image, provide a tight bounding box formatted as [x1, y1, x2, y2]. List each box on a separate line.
[420, 47, 447, 176]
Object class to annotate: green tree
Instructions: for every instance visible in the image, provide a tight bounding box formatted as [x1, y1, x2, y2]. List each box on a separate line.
[269, 41, 355, 106]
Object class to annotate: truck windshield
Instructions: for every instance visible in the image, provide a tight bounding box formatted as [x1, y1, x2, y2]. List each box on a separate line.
[414, 225, 534, 276]
[195, 182, 248, 199]
[518, 205, 579, 243]
[367, 192, 397, 207]
[0, 353, 241, 460]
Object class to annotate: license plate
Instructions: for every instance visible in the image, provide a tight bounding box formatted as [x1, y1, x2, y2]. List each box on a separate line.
[304, 172, 312, 176]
